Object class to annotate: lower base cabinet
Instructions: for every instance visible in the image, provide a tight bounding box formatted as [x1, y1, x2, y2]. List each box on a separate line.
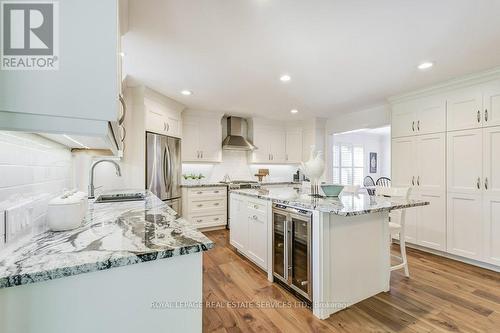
[182, 187, 227, 229]
[229, 193, 270, 270]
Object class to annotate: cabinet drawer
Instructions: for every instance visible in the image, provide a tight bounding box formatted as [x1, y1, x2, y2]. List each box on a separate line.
[188, 198, 226, 214]
[188, 187, 226, 199]
[190, 213, 226, 226]
[247, 200, 267, 215]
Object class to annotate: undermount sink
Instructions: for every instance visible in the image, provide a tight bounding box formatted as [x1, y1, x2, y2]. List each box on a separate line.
[94, 192, 146, 203]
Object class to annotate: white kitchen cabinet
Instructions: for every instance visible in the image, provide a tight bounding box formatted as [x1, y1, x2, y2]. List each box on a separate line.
[483, 81, 500, 128]
[392, 133, 446, 250]
[285, 129, 303, 163]
[0, 0, 118, 122]
[447, 192, 483, 260]
[391, 97, 446, 138]
[145, 102, 182, 138]
[483, 195, 500, 266]
[181, 114, 222, 163]
[416, 133, 446, 193]
[391, 101, 416, 138]
[246, 199, 269, 269]
[229, 194, 247, 252]
[447, 129, 483, 194]
[417, 192, 446, 251]
[415, 97, 447, 136]
[447, 87, 483, 132]
[483, 126, 500, 196]
[391, 137, 416, 188]
[182, 187, 227, 229]
[248, 120, 303, 164]
[229, 193, 270, 270]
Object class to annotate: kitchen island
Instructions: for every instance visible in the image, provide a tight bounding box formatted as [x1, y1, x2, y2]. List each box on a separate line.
[0, 192, 213, 333]
[229, 186, 428, 320]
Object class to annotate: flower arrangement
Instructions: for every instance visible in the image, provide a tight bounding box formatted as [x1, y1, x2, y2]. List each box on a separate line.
[182, 173, 206, 184]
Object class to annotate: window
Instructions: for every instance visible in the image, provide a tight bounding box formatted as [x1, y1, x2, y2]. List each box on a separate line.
[332, 143, 364, 186]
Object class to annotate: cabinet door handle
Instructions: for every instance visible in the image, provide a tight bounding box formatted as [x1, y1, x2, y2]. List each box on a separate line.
[167, 123, 170, 131]
[417, 120, 420, 131]
[196, 219, 203, 223]
[417, 176, 420, 186]
[412, 121, 415, 132]
[214, 202, 220, 206]
[197, 204, 203, 207]
[477, 110, 481, 123]
[214, 217, 220, 221]
[485, 109, 488, 122]
[485, 177, 488, 190]
[412, 176, 415, 186]
[197, 191, 203, 194]
[214, 190, 220, 193]
[477, 177, 481, 189]
[252, 215, 258, 220]
[163, 122, 167, 131]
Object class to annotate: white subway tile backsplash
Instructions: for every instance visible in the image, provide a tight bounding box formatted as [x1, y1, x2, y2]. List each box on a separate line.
[0, 132, 73, 234]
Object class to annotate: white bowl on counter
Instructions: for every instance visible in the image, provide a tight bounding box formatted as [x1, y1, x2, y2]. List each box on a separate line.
[47, 191, 88, 231]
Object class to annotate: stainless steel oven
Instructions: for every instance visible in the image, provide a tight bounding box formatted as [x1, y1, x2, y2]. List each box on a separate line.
[272, 203, 312, 302]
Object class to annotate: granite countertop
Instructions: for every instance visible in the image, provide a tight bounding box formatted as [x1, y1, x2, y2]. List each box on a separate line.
[181, 183, 228, 188]
[230, 187, 429, 216]
[0, 191, 214, 289]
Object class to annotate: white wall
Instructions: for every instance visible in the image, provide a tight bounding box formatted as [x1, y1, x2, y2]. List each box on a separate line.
[182, 150, 299, 183]
[0, 132, 73, 202]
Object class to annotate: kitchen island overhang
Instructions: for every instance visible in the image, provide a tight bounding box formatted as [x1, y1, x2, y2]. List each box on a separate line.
[229, 187, 429, 320]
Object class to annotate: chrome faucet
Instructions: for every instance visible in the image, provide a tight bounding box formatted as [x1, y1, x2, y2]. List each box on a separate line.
[88, 159, 122, 199]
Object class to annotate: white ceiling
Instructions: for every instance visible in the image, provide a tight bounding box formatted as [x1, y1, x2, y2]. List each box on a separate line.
[124, 0, 500, 120]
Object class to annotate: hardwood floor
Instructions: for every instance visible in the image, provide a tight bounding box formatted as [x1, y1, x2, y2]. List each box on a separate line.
[202, 229, 500, 333]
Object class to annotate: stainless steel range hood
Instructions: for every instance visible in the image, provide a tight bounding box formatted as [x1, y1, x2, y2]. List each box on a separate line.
[222, 116, 256, 151]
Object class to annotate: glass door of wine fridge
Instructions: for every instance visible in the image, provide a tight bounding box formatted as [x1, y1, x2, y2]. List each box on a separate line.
[272, 210, 287, 283]
[290, 214, 312, 300]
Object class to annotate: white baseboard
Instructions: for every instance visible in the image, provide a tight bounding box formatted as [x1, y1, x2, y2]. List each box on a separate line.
[397, 241, 500, 273]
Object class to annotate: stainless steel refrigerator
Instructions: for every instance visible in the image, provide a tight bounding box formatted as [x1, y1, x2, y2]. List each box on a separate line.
[146, 132, 182, 213]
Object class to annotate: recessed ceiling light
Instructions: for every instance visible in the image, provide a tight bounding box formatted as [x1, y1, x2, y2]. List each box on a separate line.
[290, 109, 298, 114]
[181, 90, 193, 96]
[280, 75, 291, 82]
[418, 62, 434, 70]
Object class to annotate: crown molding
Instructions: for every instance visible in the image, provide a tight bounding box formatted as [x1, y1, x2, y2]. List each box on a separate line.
[388, 66, 500, 104]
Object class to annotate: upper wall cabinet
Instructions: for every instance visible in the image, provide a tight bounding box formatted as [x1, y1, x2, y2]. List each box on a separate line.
[447, 80, 500, 131]
[248, 119, 303, 164]
[0, 0, 118, 123]
[391, 96, 446, 138]
[182, 113, 223, 163]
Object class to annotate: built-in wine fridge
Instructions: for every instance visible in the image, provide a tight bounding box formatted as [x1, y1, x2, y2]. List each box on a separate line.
[272, 203, 313, 302]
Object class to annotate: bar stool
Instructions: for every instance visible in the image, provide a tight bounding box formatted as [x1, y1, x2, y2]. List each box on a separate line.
[376, 186, 411, 277]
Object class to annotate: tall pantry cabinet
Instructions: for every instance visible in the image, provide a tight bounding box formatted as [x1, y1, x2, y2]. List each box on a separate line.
[391, 73, 500, 268]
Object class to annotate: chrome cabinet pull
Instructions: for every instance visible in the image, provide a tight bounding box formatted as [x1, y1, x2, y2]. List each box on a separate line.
[167, 123, 170, 131]
[163, 122, 167, 131]
[485, 177, 489, 190]
[412, 176, 415, 186]
[214, 202, 220, 206]
[196, 219, 203, 223]
[417, 120, 420, 131]
[252, 215, 258, 220]
[197, 191, 203, 194]
[412, 121, 415, 132]
[214, 190, 220, 193]
[417, 176, 420, 186]
[477, 110, 481, 123]
[477, 177, 481, 189]
[197, 204, 203, 207]
[214, 217, 220, 221]
[485, 109, 488, 122]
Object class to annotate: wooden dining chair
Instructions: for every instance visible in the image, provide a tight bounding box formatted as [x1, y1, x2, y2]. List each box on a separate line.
[376, 177, 391, 187]
[376, 185, 411, 277]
